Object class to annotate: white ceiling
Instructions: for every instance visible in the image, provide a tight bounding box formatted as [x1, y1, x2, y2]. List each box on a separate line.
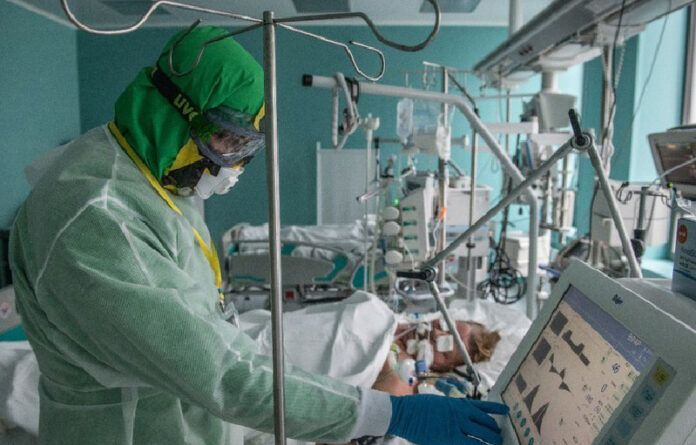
[9, 0, 553, 28]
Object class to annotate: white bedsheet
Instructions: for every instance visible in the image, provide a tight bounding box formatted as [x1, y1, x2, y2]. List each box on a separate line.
[0, 341, 38, 436]
[240, 291, 397, 387]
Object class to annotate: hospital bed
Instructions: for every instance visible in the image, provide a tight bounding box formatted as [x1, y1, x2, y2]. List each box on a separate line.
[222, 222, 391, 311]
[0, 289, 531, 444]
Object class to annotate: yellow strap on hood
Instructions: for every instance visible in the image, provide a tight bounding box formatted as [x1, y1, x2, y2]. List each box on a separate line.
[108, 122, 224, 311]
[252, 103, 265, 131]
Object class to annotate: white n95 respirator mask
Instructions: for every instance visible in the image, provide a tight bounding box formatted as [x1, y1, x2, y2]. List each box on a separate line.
[194, 167, 244, 200]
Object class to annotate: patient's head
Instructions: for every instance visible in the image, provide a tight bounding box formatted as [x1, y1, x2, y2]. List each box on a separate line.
[429, 319, 501, 372]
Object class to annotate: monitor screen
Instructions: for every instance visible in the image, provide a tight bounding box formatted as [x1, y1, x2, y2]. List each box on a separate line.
[502, 286, 654, 445]
[656, 142, 696, 186]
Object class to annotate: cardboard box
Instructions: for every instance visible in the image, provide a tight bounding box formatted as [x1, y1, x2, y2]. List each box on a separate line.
[673, 217, 696, 301]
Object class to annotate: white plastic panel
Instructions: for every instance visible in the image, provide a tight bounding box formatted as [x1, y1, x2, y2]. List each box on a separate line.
[316, 144, 376, 225]
[488, 261, 696, 445]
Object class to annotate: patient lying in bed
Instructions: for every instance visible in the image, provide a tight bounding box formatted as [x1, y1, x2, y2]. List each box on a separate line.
[372, 319, 501, 396]
[241, 291, 501, 396]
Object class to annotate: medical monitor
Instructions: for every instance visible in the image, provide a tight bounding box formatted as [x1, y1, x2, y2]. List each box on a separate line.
[489, 261, 696, 445]
[649, 126, 696, 199]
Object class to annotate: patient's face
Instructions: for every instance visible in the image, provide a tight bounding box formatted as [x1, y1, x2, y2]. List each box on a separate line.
[430, 320, 472, 372]
[393, 319, 501, 373]
[430, 320, 501, 372]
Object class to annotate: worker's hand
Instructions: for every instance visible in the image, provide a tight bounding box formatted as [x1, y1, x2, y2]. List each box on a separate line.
[386, 394, 509, 445]
[434, 377, 468, 395]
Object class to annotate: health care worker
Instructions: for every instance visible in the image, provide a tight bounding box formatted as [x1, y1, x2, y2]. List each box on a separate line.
[9, 26, 508, 445]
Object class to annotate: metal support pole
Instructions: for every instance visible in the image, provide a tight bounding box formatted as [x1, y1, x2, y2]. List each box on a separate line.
[586, 136, 643, 278]
[637, 186, 648, 233]
[509, 0, 523, 34]
[558, 155, 570, 244]
[505, 93, 511, 158]
[683, 5, 696, 125]
[633, 186, 649, 264]
[437, 68, 449, 286]
[541, 71, 558, 92]
[591, 46, 615, 267]
[465, 130, 479, 301]
[263, 11, 286, 445]
[527, 196, 539, 319]
[600, 45, 614, 167]
[363, 115, 380, 293]
[508, 90, 538, 318]
[542, 169, 552, 229]
[428, 281, 481, 388]
[364, 129, 371, 291]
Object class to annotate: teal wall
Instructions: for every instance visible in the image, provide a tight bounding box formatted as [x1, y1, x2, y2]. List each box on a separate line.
[629, 9, 687, 182]
[573, 7, 688, 236]
[77, 29, 173, 131]
[77, 26, 583, 246]
[0, 2, 81, 229]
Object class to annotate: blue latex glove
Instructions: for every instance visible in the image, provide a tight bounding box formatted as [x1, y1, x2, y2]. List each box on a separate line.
[435, 377, 468, 395]
[387, 394, 509, 445]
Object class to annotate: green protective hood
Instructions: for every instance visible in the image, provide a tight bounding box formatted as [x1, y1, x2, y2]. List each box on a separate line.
[114, 26, 264, 179]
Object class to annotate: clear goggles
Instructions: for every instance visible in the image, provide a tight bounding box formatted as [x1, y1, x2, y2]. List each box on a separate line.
[191, 106, 265, 169]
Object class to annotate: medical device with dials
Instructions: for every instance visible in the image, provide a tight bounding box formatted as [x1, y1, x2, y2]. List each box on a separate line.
[487, 260, 696, 444]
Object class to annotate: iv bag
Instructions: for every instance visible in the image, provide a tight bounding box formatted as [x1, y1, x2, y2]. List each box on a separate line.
[412, 100, 453, 160]
[396, 98, 414, 143]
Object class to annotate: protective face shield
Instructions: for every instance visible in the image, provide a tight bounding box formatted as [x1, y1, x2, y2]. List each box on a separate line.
[162, 106, 264, 198]
[194, 166, 244, 200]
[191, 106, 265, 169]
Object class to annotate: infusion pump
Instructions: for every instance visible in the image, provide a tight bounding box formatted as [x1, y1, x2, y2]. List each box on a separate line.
[488, 260, 696, 444]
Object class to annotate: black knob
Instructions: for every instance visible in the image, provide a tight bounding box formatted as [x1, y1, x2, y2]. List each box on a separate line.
[568, 109, 587, 146]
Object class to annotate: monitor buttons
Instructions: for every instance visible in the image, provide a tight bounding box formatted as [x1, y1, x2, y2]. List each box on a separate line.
[604, 436, 620, 445]
[615, 419, 632, 438]
[652, 365, 671, 387]
[639, 385, 656, 404]
[628, 403, 645, 420]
